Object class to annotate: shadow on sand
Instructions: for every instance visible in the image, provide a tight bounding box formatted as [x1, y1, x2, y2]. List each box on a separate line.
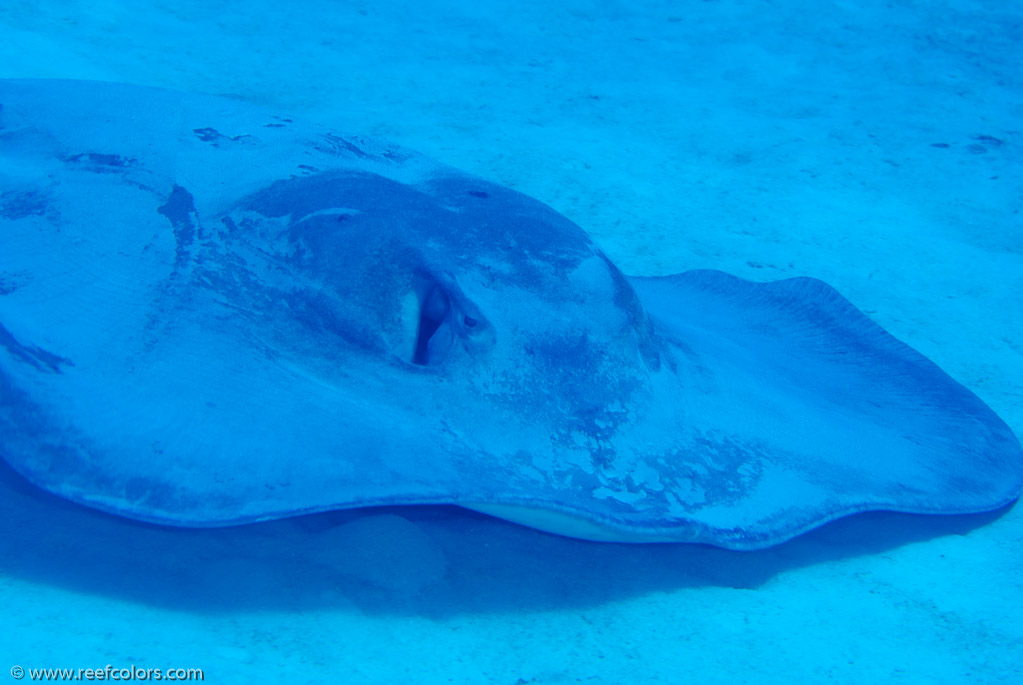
[0, 459, 1012, 616]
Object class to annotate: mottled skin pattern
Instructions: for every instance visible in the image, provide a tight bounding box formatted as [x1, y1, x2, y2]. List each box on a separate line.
[1, 80, 1020, 548]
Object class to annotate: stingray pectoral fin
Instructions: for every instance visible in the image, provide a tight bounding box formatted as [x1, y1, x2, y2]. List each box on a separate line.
[460, 502, 685, 543]
[630, 270, 1023, 527]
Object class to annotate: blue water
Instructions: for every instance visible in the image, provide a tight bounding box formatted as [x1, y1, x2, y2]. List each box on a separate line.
[2, 1, 1021, 683]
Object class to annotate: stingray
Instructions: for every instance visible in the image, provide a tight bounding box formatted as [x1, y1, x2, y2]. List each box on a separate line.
[0, 80, 1019, 549]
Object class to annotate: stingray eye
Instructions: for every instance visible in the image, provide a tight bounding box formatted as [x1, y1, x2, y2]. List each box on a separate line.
[413, 284, 453, 365]
[399, 271, 486, 367]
